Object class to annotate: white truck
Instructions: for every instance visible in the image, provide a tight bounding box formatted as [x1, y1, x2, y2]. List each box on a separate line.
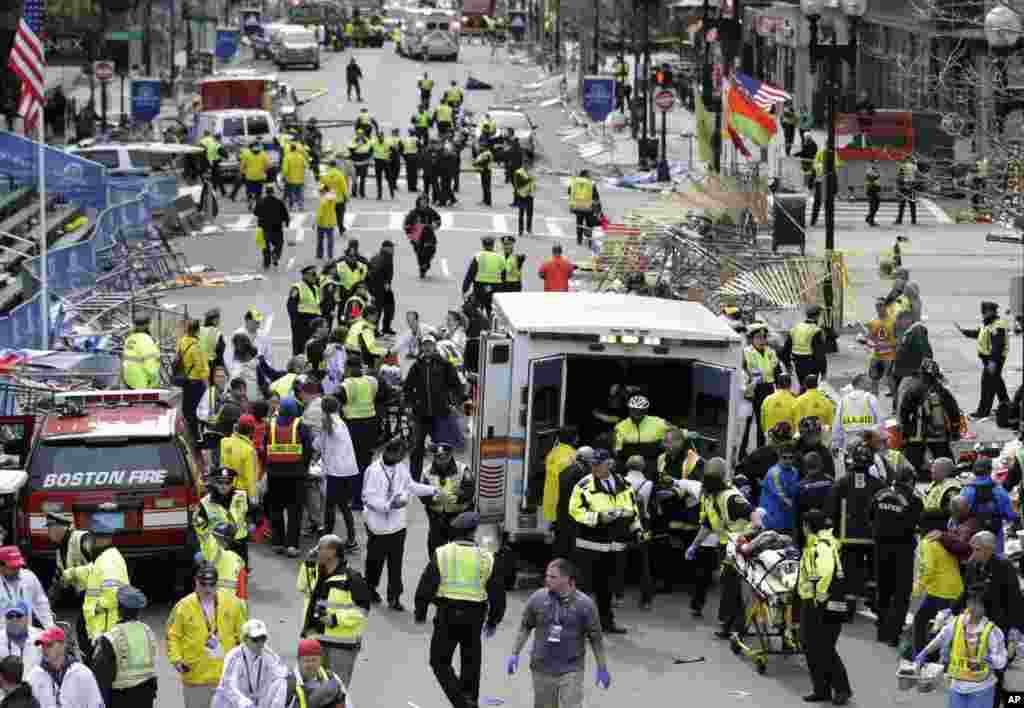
[471, 293, 744, 574]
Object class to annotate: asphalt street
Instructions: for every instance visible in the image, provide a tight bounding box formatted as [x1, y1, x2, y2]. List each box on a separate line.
[86, 42, 1019, 708]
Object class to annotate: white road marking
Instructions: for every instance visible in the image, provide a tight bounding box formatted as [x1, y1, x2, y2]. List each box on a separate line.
[441, 258, 450, 278]
[919, 197, 954, 225]
[260, 314, 274, 339]
[389, 211, 405, 230]
[492, 214, 507, 233]
[546, 218, 566, 239]
[441, 212, 454, 229]
[286, 256, 295, 270]
[230, 214, 254, 230]
[344, 212, 356, 229]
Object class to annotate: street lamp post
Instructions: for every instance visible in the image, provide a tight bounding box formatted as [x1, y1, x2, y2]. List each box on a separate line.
[801, 0, 865, 341]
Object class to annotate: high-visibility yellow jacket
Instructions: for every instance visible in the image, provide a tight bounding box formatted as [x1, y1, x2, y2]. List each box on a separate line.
[177, 335, 210, 382]
[282, 150, 308, 185]
[569, 474, 641, 551]
[123, 332, 161, 389]
[794, 389, 835, 436]
[700, 488, 751, 543]
[221, 433, 258, 500]
[297, 564, 367, 646]
[797, 529, 842, 601]
[196, 491, 249, 556]
[321, 168, 349, 203]
[64, 547, 129, 640]
[790, 322, 821, 357]
[243, 151, 271, 181]
[335, 261, 367, 291]
[436, 541, 494, 602]
[55, 529, 88, 579]
[568, 177, 594, 211]
[424, 462, 473, 515]
[165, 590, 245, 686]
[340, 375, 378, 420]
[316, 194, 339, 228]
[542, 443, 576, 521]
[761, 389, 798, 435]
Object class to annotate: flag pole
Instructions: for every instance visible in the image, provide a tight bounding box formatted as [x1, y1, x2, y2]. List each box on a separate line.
[38, 104, 48, 349]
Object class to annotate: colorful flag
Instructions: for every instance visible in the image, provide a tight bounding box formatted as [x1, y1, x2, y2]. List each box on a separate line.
[724, 80, 777, 147]
[733, 72, 791, 110]
[726, 124, 751, 158]
[8, 0, 45, 133]
[695, 92, 715, 166]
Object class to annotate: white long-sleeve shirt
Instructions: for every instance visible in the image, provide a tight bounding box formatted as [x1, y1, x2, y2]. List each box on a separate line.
[0, 626, 43, 677]
[314, 415, 359, 478]
[362, 458, 438, 535]
[831, 390, 882, 450]
[227, 357, 262, 402]
[197, 384, 226, 423]
[225, 326, 274, 370]
[27, 661, 103, 708]
[216, 645, 287, 708]
[0, 570, 54, 629]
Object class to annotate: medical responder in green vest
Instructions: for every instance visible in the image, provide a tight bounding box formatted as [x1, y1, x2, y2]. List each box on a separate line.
[614, 394, 671, 477]
[613, 56, 630, 111]
[91, 585, 157, 708]
[796, 509, 853, 705]
[959, 300, 1011, 419]
[418, 72, 434, 104]
[894, 155, 918, 225]
[685, 458, 751, 631]
[46, 513, 87, 602]
[472, 144, 494, 207]
[423, 442, 475, 558]
[298, 534, 372, 687]
[568, 169, 599, 246]
[461, 235, 504, 316]
[195, 467, 249, 561]
[204, 522, 248, 603]
[344, 306, 387, 367]
[199, 307, 225, 374]
[433, 101, 454, 136]
[513, 164, 535, 236]
[865, 161, 881, 227]
[500, 235, 524, 293]
[122, 315, 161, 389]
[62, 514, 129, 657]
[414, 105, 432, 146]
[402, 128, 421, 192]
[289, 264, 322, 356]
[788, 304, 827, 392]
[742, 322, 782, 451]
[414, 512, 507, 708]
[923, 457, 961, 517]
[370, 130, 394, 200]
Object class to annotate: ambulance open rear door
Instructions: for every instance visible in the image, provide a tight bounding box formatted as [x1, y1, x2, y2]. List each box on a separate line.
[473, 335, 517, 526]
[518, 355, 566, 537]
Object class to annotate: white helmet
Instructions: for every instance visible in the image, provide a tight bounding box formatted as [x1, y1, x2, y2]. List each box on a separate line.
[627, 395, 650, 411]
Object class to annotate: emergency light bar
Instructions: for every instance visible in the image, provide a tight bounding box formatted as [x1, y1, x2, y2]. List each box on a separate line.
[599, 334, 661, 346]
[53, 390, 174, 407]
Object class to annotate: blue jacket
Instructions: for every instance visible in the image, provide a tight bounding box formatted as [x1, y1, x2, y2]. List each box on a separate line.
[961, 477, 1018, 554]
[759, 463, 800, 531]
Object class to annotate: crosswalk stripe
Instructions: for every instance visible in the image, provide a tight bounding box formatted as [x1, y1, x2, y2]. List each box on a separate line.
[293, 213, 309, 228]
[344, 213, 356, 229]
[493, 214, 507, 234]
[389, 212, 405, 230]
[441, 212, 454, 230]
[546, 218, 566, 239]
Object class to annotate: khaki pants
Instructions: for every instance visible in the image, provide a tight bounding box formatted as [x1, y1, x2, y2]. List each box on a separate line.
[182, 682, 217, 708]
[323, 643, 360, 690]
[531, 669, 583, 708]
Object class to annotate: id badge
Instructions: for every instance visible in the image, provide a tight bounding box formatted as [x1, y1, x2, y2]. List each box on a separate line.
[547, 624, 563, 643]
[206, 636, 223, 659]
[854, 472, 865, 490]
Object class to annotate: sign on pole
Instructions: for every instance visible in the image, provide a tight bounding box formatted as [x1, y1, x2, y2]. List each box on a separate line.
[93, 60, 116, 82]
[582, 76, 616, 123]
[655, 89, 677, 112]
[130, 78, 162, 123]
[216, 28, 242, 61]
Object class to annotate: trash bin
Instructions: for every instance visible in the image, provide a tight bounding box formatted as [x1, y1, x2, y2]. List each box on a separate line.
[773, 193, 806, 254]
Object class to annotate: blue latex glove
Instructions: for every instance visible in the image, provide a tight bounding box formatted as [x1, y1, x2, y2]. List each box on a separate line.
[685, 545, 697, 561]
[913, 650, 928, 666]
[506, 655, 519, 675]
[596, 666, 611, 689]
[482, 624, 497, 639]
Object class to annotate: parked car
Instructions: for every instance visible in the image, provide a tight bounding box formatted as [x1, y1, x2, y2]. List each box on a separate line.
[273, 26, 321, 69]
[472, 106, 536, 161]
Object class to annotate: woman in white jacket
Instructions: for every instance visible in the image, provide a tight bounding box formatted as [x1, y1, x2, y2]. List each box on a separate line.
[315, 396, 360, 551]
[228, 333, 262, 402]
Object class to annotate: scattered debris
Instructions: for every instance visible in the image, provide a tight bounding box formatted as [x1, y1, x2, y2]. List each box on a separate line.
[673, 656, 707, 665]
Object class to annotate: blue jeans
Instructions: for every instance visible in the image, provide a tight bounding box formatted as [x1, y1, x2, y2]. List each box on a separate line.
[947, 685, 995, 708]
[285, 183, 304, 209]
[317, 227, 335, 260]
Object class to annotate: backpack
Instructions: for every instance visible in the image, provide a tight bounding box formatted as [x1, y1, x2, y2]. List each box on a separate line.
[171, 341, 196, 387]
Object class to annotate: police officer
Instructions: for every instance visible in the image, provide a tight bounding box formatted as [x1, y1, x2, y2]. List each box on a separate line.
[122, 315, 160, 389]
[403, 129, 420, 193]
[869, 465, 921, 646]
[195, 467, 249, 561]
[45, 513, 87, 602]
[512, 163, 535, 237]
[923, 457, 961, 518]
[568, 169, 598, 246]
[500, 236, 524, 293]
[348, 131, 372, 199]
[461, 236, 504, 317]
[865, 161, 881, 227]
[787, 305, 827, 389]
[472, 143, 494, 207]
[288, 265, 322, 356]
[959, 301, 1011, 419]
[414, 512, 507, 708]
[204, 522, 247, 601]
[371, 130, 394, 200]
[613, 55, 630, 111]
[62, 514, 130, 658]
[894, 155, 917, 226]
[568, 449, 641, 634]
[423, 443, 475, 558]
[413, 104, 432, 146]
[336, 355, 383, 507]
[418, 72, 434, 104]
[199, 308, 225, 376]
[741, 322, 783, 452]
[433, 100, 454, 137]
[478, 113, 497, 149]
[91, 586, 157, 708]
[298, 534, 372, 689]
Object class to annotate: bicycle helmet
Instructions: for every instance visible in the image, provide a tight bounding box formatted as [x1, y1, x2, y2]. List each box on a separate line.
[846, 440, 874, 469]
[767, 421, 794, 444]
[627, 395, 650, 411]
[799, 416, 822, 437]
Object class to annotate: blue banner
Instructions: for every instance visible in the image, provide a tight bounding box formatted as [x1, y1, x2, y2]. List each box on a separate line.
[0, 131, 108, 210]
[8, 294, 41, 350]
[241, 10, 262, 35]
[582, 76, 616, 123]
[25, 239, 97, 296]
[216, 29, 242, 60]
[130, 79, 163, 123]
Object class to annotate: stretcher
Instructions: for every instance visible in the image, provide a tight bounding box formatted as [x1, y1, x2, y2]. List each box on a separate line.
[726, 533, 803, 674]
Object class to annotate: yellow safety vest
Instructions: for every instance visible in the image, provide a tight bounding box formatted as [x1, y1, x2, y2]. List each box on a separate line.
[416, 111, 431, 128]
[435, 104, 453, 123]
[797, 530, 843, 601]
[744, 346, 778, 384]
[198, 326, 221, 363]
[282, 151, 308, 185]
[197, 492, 248, 556]
[614, 63, 628, 82]
[977, 319, 1009, 360]
[474, 251, 504, 284]
[67, 547, 129, 640]
[898, 161, 917, 181]
[371, 138, 390, 160]
[474, 150, 494, 172]
[947, 615, 995, 683]
[200, 136, 219, 163]
[436, 542, 493, 602]
[322, 169, 349, 202]
[104, 621, 157, 690]
[243, 151, 270, 181]
[790, 322, 820, 357]
[268, 420, 304, 464]
[210, 546, 246, 598]
[569, 177, 594, 211]
[699, 488, 750, 543]
[297, 565, 367, 644]
[349, 140, 371, 159]
[294, 281, 322, 315]
[341, 376, 377, 420]
[480, 120, 496, 136]
[336, 261, 367, 291]
[513, 168, 535, 197]
[504, 253, 521, 283]
[56, 529, 88, 578]
[292, 667, 330, 708]
[839, 394, 873, 428]
[795, 390, 835, 431]
[402, 137, 419, 155]
[419, 78, 434, 92]
[614, 416, 669, 450]
[444, 87, 460, 104]
[426, 465, 471, 514]
[344, 23, 353, 36]
[122, 332, 161, 389]
[271, 373, 297, 399]
[344, 319, 384, 357]
[924, 478, 962, 512]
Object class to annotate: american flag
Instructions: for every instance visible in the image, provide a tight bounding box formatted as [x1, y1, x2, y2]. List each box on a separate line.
[8, 0, 46, 133]
[733, 72, 791, 111]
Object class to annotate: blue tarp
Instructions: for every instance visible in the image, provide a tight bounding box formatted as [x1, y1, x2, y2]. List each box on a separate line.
[0, 131, 108, 210]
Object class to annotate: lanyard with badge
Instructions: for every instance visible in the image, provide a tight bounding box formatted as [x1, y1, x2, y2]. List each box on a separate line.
[243, 655, 263, 696]
[0, 577, 23, 612]
[547, 594, 564, 644]
[49, 665, 67, 707]
[202, 595, 223, 658]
